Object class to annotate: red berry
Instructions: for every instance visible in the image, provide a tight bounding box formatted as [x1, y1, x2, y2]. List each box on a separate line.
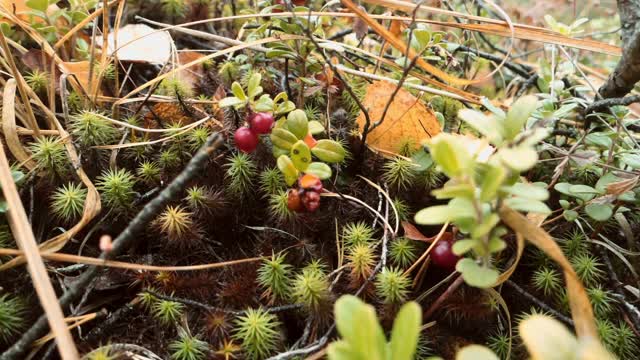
[302, 190, 321, 212]
[234, 126, 259, 153]
[431, 236, 460, 270]
[299, 174, 323, 193]
[249, 112, 275, 134]
[287, 189, 305, 212]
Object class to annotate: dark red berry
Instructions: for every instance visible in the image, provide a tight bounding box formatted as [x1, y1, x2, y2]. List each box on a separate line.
[431, 235, 460, 270]
[299, 174, 323, 193]
[248, 112, 275, 134]
[287, 189, 305, 212]
[234, 126, 259, 153]
[302, 190, 321, 212]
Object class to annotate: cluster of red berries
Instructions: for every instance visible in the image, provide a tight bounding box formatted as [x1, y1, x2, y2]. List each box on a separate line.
[431, 231, 461, 271]
[233, 112, 275, 153]
[287, 174, 323, 213]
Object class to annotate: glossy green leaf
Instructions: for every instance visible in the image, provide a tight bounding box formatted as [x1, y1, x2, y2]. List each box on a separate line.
[456, 259, 500, 288]
[585, 203, 613, 222]
[290, 141, 312, 172]
[231, 81, 246, 101]
[277, 155, 299, 186]
[271, 128, 299, 150]
[504, 95, 538, 140]
[286, 109, 309, 139]
[389, 302, 422, 360]
[311, 140, 346, 163]
[306, 162, 332, 180]
[247, 73, 262, 99]
[308, 120, 325, 135]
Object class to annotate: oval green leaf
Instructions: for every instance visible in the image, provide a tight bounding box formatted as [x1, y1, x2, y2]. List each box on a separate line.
[311, 139, 346, 163]
[290, 140, 312, 172]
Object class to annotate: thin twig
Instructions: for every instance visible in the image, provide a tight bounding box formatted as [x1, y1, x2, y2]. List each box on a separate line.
[506, 280, 574, 327]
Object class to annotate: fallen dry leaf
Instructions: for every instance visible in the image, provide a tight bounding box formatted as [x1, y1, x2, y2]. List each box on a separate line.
[176, 51, 207, 93]
[60, 61, 98, 96]
[100, 24, 173, 64]
[356, 80, 441, 154]
[401, 221, 435, 242]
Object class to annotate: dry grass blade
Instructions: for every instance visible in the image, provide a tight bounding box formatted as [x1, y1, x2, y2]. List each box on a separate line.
[499, 206, 598, 339]
[0, 134, 79, 359]
[0, 248, 264, 272]
[2, 79, 36, 169]
[340, 0, 514, 86]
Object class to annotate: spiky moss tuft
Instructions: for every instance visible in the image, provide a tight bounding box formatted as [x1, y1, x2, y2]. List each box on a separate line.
[291, 264, 331, 314]
[347, 244, 377, 283]
[156, 205, 197, 243]
[50, 183, 87, 222]
[67, 91, 83, 113]
[418, 163, 443, 190]
[169, 328, 209, 360]
[204, 311, 231, 342]
[0, 224, 13, 250]
[587, 285, 615, 317]
[339, 75, 367, 119]
[304, 104, 322, 123]
[97, 62, 116, 81]
[84, 347, 115, 360]
[96, 168, 136, 210]
[233, 308, 281, 360]
[188, 127, 211, 152]
[560, 229, 589, 259]
[218, 61, 240, 86]
[0, 294, 25, 343]
[70, 111, 119, 147]
[598, 319, 639, 359]
[225, 153, 257, 197]
[531, 266, 562, 297]
[157, 148, 183, 170]
[28, 136, 69, 177]
[158, 77, 193, 98]
[382, 157, 418, 190]
[486, 331, 510, 360]
[342, 221, 376, 247]
[152, 298, 184, 325]
[259, 167, 285, 196]
[268, 190, 295, 223]
[571, 253, 605, 286]
[397, 138, 418, 157]
[389, 237, 418, 269]
[375, 267, 411, 304]
[137, 161, 161, 185]
[257, 253, 293, 303]
[161, 0, 186, 17]
[391, 198, 410, 223]
[25, 69, 49, 93]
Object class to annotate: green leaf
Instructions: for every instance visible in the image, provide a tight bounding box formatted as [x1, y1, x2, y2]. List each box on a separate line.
[334, 295, 360, 343]
[455, 345, 499, 360]
[414, 198, 475, 225]
[347, 298, 387, 360]
[499, 147, 538, 172]
[290, 141, 312, 172]
[254, 94, 274, 112]
[452, 239, 476, 256]
[311, 140, 346, 163]
[622, 153, 640, 169]
[277, 155, 299, 186]
[559, 199, 570, 210]
[306, 162, 332, 180]
[432, 183, 475, 199]
[271, 128, 299, 150]
[247, 73, 262, 99]
[458, 109, 503, 144]
[568, 184, 598, 201]
[389, 302, 422, 360]
[504, 197, 551, 214]
[327, 341, 356, 360]
[504, 95, 538, 140]
[585, 133, 612, 149]
[471, 213, 500, 238]
[231, 81, 246, 101]
[585, 203, 613, 222]
[308, 120, 325, 135]
[505, 183, 549, 201]
[563, 209, 579, 222]
[411, 150, 434, 172]
[519, 315, 578, 360]
[456, 259, 500, 288]
[27, 0, 49, 12]
[0, 200, 7, 213]
[286, 109, 309, 139]
[488, 236, 507, 253]
[218, 97, 245, 108]
[428, 133, 472, 178]
[480, 164, 506, 201]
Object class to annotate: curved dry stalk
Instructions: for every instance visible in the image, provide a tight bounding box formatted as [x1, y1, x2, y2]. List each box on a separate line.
[404, 222, 449, 276]
[2, 79, 36, 169]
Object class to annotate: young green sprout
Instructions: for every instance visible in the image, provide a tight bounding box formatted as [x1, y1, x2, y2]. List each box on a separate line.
[50, 183, 87, 222]
[375, 267, 411, 304]
[225, 153, 257, 197]
[96, 168, 136, 210]
[169, 328, 209, 360]
[29, 136, 69, 177]
[257, 253, 293, 303]
[152, 298, 184, 325]
[0, 294, 25, 343]
[342, 221, 376, 247]
[382, 157, 417, 190]
[389, 237, 418, 269]
[70, 111, 119, 147]
[233, 308, 281, 360]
